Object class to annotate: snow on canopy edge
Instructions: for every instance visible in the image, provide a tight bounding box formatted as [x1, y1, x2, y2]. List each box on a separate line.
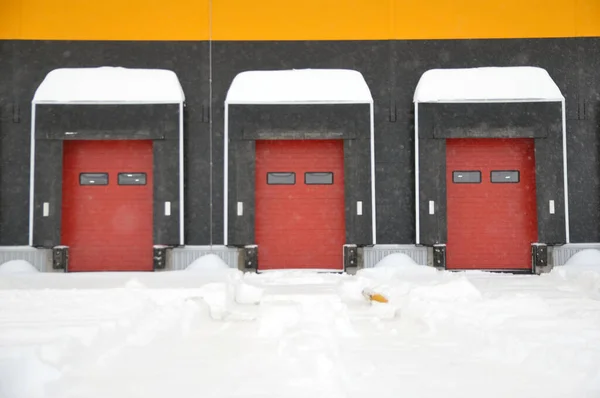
[413, 66, 564, 103]
[33, 67, 185, 104]
[225, 69, 373, 105]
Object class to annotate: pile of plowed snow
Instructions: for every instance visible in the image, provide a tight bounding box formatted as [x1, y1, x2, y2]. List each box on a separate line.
[358, 253, 437, 280]
[552, 249, 600, 291]
[186, 254, 230, 271]
[0, 260, 38, 274]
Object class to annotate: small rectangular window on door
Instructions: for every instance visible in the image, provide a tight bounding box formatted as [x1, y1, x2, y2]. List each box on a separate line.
[267, 172, 295, 185]
[305, 172, 333, 185]
[491, 170, 520, 183]
[452, 171, 481, 184]
[79, 173, 108, 185]
[118, 173, 147, 185]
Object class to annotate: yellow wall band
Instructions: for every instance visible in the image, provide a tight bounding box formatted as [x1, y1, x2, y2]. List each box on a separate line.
[1, 0, 598, 40]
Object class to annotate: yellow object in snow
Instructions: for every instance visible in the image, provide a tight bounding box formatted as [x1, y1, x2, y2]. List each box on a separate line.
[362, 288, 389, 303]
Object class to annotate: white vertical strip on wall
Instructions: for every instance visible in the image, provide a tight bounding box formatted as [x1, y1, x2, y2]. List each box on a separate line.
[28, 104, 36, 246]
[179, 102, 184, 245]
[208, 0, 214, 246]
[561, 99, 570, 243]
[414, 102, 420, 245]
[223, 104, 229, 246]
[369, 102, 376, 244]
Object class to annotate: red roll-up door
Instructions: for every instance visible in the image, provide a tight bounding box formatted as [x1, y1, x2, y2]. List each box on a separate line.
[61, 140, 154, 272]
[446, 138, 538, 270]
[255, 140, 345, 270]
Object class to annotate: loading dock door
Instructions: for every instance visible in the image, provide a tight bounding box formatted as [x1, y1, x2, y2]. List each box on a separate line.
[61, 140, 153, 272]
[446, 138, 538, 270]
[255, 140, 345, 270]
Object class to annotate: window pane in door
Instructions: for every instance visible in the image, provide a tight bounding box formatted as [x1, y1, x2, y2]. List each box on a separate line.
[79, 173, 108, 185]
[491, 170, 520, 183]
[267, 172, 295, 185]
[118, 172, 147, 185]
[305, 172, 333, 185]
[452, 171, 481, 183]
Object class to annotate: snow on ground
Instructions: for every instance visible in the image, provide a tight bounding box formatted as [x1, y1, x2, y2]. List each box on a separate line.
[1, 254, 600, 398]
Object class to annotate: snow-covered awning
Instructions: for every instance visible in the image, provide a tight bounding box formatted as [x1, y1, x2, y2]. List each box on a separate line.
[33, 67, 185, 105]
[225, 69, 373, 105]
[413, 66, 564, 103]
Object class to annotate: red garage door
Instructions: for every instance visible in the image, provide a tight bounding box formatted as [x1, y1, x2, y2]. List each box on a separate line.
[446, 138, 538, 270]
[61, 140, 153, 272]
[255, 140, 345, 270]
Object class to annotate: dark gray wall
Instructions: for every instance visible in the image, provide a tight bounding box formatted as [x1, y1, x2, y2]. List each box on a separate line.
[417, 102, 565, 245]
[226, 104, 373, 246]
[566, 38, 600, 242]
[0, 38, 599, 246]
[1, 41, 30, 244]
[227, 139, 255, 246]
[211, 42, 394, 245]
[417, 138, 446, 245]
[153, 139, 180, 245]
[36, 104, 178, 140]
[32, 140, 63, 246]
[0, 41, 212, 246]
[31, 104, 181, 247]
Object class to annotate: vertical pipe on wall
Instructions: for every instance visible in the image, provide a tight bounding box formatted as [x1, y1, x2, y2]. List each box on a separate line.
[561, 99, 570, 243]
[370, 102, 376, 244]
[179, 101, 184, 245]
[28, 104, 36, 246]
[414, 102, 420, 245]
[223, 104, 229, 246]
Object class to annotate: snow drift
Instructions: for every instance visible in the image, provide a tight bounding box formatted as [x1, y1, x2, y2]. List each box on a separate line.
[358, 253, 437, 280]
[1, 255, 600, 398]
[564, 249, 600, 268]
[0, 260, 39, 274]
[186, 254, 230, 271]
[551, 249, 600, 292]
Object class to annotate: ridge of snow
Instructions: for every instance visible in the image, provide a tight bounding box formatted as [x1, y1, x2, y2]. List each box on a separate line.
[414, 66, 564, 103]
[33, 67, 185, 104]
[225, 69, 373, 104]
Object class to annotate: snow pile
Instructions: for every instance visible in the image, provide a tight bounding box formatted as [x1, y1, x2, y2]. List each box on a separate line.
[358, 253, 437, 280]
[338, 254, 439, 310]
[124, 278, 147, 290]
[337, 278, 373, 304]
[564, 249, 600, 268]
[186, 254, 230, 271]
[376, 252, 419, 268]
[551, 249, 600, 291]
[0, 260, 39, 274]
[234, 281, 264, 304]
